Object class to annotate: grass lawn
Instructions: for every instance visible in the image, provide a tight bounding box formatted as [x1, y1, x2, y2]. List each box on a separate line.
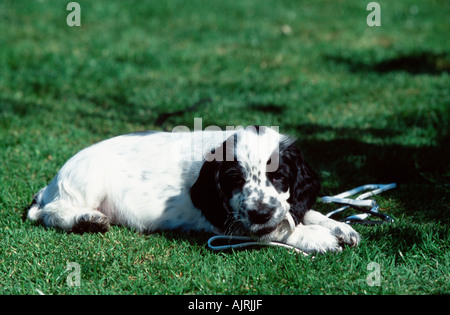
[0, 0, 449, 295]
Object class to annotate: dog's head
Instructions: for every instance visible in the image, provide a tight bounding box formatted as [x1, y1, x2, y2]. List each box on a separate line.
[190, 127, 320, 238]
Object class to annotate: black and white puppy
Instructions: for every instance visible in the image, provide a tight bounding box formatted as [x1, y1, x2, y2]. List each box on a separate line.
[27, 126, 359, 253]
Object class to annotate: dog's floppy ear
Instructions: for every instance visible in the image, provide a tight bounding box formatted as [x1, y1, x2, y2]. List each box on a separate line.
[190, 160, 231, 231]
[190, 135, 238, 230]
[281, 140, 321, 224]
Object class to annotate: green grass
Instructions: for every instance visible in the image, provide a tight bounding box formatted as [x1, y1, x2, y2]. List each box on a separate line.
[0, 0, 449, 295]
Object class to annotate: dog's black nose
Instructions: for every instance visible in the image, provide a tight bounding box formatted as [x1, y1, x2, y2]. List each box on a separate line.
[247, 208, 274, 224]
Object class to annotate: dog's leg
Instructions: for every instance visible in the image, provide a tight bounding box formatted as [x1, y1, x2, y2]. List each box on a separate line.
[268, 222, 342, 253]
[71, 210, 110, 234]
[303, 210, 360, 247]
[28, 198, 110, 234]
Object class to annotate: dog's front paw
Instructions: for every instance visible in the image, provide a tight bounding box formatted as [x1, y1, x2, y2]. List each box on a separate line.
[330, 222, 360, 247]
[284, 225, 342, 254]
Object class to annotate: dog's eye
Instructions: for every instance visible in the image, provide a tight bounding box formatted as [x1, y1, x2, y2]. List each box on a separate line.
[268, 171, 286, 183]
[220, 171, 245, 197]
[267, 171, 289, 193]
[229, 173, 245, 185]
[222, 169, 245, 185]
[271, 173, 284, 182]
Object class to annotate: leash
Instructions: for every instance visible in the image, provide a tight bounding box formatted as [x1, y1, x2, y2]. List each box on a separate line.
[207, 212, 309, 255]
[207, 235, 309, 256]
[322, 183, 396, 225]
[207, 183, 396, 253]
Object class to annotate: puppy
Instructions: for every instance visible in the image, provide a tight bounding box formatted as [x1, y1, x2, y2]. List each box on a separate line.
[28, 126, 359, 253]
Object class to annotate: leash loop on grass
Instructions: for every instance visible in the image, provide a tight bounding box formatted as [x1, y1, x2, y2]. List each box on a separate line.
[207, 235, 309, 256]
[322, 183, 396, 224]
[208, 212, 309, 255]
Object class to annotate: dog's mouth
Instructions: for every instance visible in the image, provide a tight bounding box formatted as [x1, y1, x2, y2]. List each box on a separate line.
[225, 210, 295, 239]
[252, 225, 277, 236]
[224, 219, 278, 238]
[248, 212, 296, 238]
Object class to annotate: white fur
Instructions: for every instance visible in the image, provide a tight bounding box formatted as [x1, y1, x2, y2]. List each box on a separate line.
[265, 210, 360, 253]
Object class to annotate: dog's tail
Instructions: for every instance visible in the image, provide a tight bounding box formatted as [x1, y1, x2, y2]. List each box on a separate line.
[27, 187, 46, 221]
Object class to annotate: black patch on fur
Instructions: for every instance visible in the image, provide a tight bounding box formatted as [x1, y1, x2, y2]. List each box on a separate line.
[247, 125, 266, 135]
[190, 137, 245, 230]
[267, 139, 320, 224]
[71, 214, 110, 234]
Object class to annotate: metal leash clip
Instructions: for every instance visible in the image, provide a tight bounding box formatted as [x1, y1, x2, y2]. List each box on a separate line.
[322, 183, 396, 225]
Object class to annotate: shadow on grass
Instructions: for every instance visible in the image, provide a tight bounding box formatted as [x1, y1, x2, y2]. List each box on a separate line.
[247, 102, 287, 115]
[325, 50, 450, 75]
[294, 124, 449, 224]
[154, 98, 212, 127]
[154, 229, 214, 248]
[362, 222, 449, 259]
